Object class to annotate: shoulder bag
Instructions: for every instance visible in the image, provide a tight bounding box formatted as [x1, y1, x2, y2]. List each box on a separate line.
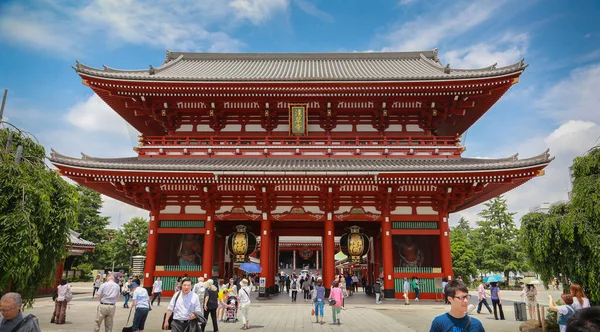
[162, 291, 181, 330]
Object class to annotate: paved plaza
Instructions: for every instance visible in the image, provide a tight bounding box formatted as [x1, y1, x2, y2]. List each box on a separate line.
[21, 282, 564, 331]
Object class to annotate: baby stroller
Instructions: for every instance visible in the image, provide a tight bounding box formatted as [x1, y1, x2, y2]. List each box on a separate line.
[224, 294, 239, 323]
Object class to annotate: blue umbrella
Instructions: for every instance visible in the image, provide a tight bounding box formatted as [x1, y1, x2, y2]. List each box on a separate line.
[483, 275, 504, 283]
[239, 262, 262, 273]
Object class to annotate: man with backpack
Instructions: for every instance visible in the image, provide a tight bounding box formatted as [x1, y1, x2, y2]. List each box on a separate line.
[373, 280, 382, 304]
[0, 293, 41, 332]
[192, 277, 206, 302]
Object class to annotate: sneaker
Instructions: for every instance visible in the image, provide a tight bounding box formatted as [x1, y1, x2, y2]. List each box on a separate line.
[415, 298, 419, 302]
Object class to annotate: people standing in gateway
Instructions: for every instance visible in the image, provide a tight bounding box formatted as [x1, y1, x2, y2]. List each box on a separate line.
[164, 278, 203, 332]
[192, 277, 205, 306]
[52, 279, 72, 324]
[94, 274, 121, 332]
[122, 279, 131, 309]
[151, 276, 162, 306]
[291, 276, 300, 302]
[429, 280, 484, 332]
[328, 281, 344, 325]
[202, 279, 219, 332]
[303, 276, 312, 302]
[313, 279, 326, 325]
[130, 282, 151, 332]
[403, 278, 410, 305]
[412, 277, 421, 301]
[489, 282, 505, 320]
[373, 280, 382, 304]
[0, 293, 41, 332]
[238, 278, 253, 330]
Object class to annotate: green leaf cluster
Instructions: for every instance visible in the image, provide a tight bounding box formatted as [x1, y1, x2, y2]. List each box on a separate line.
[521, 148, 600, 302]
[450, 217, 478, 283]
[0, 128, 78, 306]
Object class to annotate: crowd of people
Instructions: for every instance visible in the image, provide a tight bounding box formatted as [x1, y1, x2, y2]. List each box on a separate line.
[1, 271, 598, 332]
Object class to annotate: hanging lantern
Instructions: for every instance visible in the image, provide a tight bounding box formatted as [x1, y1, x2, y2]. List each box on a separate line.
[299, 247, 313, 259]
[340, 226, 369, 263]
[227, 225, 258, 263]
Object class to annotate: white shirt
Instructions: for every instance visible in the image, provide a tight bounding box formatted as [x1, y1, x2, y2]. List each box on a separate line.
[57, 284, 72, 302]
[132, 287, 150, 309]
[168, 291, 202, 321]
[239, 285, 252, 305]
[97, 280, 121, 304]
[153, 280, 162, 293]
[571, 297, 590, 310]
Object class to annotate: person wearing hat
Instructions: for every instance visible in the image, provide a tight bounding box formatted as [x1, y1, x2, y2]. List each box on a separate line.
[130, 282, 150, 332]
[238, 278, 253, 330]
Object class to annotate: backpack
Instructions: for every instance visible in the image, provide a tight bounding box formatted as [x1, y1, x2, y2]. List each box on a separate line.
[292, 280, 297, 289]
[557, 305, 574, 325]
[526, 290, 536, 301]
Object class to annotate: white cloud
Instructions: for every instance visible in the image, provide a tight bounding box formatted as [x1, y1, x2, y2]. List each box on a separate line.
[0, 3, 79, 55]
[293, 0, 333, 22]
[381, 0, 509, 51]
[0, 0, 290, 56]
[536, 64, 600, 123]
[399, 0, 416, 5]
[65, 94, 131, 135]
[101, 195, 149, 229]
[442, 33, 528, 68]
[450, 60, 600, 226]
[229, 0, 289, 25]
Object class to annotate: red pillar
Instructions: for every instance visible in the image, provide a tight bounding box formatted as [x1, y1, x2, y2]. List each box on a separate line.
[439, 211, 454, 280]
[216, 234, 225, 279]
[143, 209, 159, 287]
[323, 217, 335, 290]
[381, 216, 395, 298]
[202, 215, 215, 279]
[260, 217, 272, 296]
[373, 235, 381, 282]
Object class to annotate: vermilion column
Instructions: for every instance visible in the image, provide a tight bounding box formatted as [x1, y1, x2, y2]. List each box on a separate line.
[323, 217, 335, 292]
[260, 217, 271, 296]
[373, 235, 381, 282]
[216, 234, 225, 278]
[381, 216, 395, 298]
[202, 215, 215, 279]
[143, 209, 159, 287]
[439, 211, 454, 280]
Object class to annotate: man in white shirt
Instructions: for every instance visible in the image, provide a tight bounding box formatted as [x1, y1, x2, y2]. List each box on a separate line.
[151, 277, 162, 306]
[94, 275, 121, 332]
[192, 277, 205, 301]
[163, 278, 203, 332]
[476, 281, 492, 314]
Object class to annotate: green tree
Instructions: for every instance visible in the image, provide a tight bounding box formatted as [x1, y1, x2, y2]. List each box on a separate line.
[475, 196, 523, 284]
[71, 185, 110, 268]
[97, 217, 149, 270]
[0, 128, 78, 305]
[450, 217, 478, 283]
[520, 204, 574, 286]
[568, 147, 600, 302]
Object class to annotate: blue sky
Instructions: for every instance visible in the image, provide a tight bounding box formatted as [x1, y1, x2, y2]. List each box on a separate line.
[1, 0, 599, 228]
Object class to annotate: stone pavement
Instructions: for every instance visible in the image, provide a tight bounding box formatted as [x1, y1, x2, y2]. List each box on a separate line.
[24, 282, 562, 331]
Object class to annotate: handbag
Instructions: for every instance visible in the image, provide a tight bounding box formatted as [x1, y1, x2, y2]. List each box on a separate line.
[162, 291, 181, 330]
[311, 308, 315, 316]
[328, 298, 336, 306]
[183, 318, 205, 332]
[122, 306, 134, 332]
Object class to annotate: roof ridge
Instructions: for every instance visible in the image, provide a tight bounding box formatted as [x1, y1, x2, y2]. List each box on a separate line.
[166, 50, 438, 61]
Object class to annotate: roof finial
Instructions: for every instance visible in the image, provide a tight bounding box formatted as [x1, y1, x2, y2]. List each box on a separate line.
[149, 65, 155, 75]
[444, 63, 451, 74]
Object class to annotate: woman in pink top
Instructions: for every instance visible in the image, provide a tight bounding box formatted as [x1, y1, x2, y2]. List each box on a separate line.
[328, 281, 344, 325]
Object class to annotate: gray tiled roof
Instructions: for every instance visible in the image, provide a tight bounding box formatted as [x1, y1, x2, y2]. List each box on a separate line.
[69, 229, 96, 247]
[74, 49, 526, 82]
[50, 150, 551, 173]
